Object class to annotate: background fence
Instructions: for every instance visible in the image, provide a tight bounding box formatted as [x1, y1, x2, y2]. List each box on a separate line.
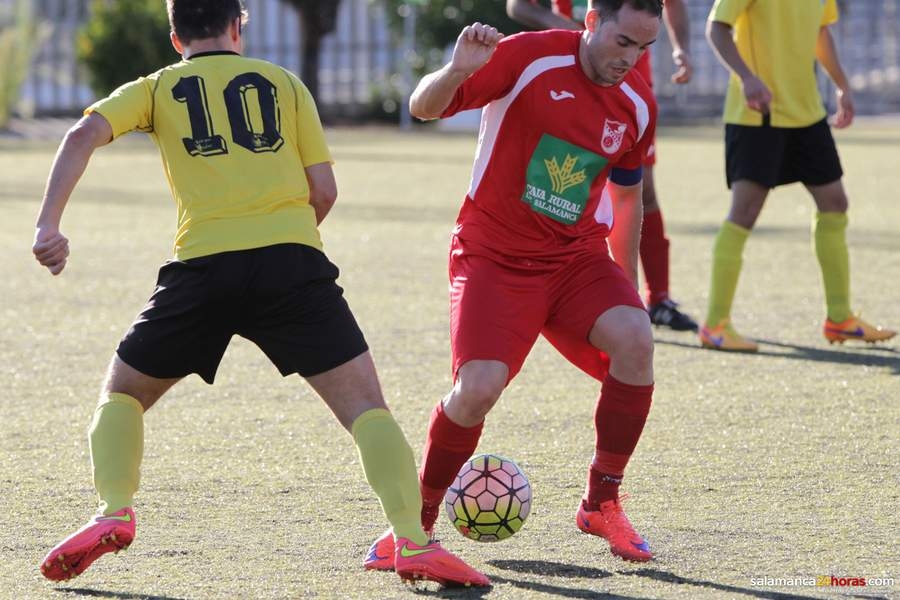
[9, 0, 900, 121]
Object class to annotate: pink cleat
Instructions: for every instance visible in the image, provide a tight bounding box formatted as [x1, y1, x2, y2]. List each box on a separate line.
[363, 528, 396, 571]
[40, 507, 135, 581]
[394, 537, 490, 587]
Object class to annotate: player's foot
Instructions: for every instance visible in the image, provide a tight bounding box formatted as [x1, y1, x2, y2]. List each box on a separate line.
[699, 319, 758, 352]
[394, 537, 490, 587]
[39, 507, 135, 581]
[649, 298, 698, 332]
[824, 315, 896, 344]
[576, 497, 652, 562]
[364, 526, 436, 571]
[364, 528, 396, 571]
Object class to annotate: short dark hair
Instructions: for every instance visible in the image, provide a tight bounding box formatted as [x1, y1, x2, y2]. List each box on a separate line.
[592, 0, 664, 18]
[166, 0, 248, 44]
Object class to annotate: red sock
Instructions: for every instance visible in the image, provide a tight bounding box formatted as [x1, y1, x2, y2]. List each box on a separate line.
[419, 402, 483, 522]
[640, 209, 670, 306]
[584, 375, 654, 509]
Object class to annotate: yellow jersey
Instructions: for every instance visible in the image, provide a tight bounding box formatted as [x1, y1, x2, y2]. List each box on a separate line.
[709, 0, 839, 127]
[86, 51, 331, 260]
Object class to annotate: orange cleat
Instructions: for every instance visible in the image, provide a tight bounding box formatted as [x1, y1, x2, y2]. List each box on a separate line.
[824, 315, 896, 344]
[40, 507, 135, 581]
[576, 497, 652, 562]
[699, 319, 759, 352]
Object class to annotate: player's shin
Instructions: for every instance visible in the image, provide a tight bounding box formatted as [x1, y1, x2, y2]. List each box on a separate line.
[90, 393, 144, 515]
[813, 211, 851, 323]
[351, 408, 428, 545]
[419, 402, 483, 530]
[705, 220, 750, 327]
[585, 377, 653, 508]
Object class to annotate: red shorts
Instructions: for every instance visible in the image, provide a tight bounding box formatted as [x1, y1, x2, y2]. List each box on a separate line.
[448, 236, 644, 384]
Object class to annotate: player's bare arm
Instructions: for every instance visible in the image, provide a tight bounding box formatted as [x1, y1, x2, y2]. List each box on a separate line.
[506, 0, 582, 31]
[706, 20, 772, 114]
[409, 23, 503, 120]
[305, 162, 338, 225]
[606, 181, 643, 288]
[33, 111, 113, 276]
[815, 26, 854, 129]
[663, 0, 692, 84]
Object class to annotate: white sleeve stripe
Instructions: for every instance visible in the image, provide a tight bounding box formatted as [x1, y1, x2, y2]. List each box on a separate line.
[468, 55, 576, 198]
[619, 82, 649, 140]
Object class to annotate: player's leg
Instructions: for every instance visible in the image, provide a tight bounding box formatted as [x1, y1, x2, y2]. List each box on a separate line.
[418, 241, 547, 535]
[40, 255, 230, 581]
[40, 358, 180, 581]
[806, 180, 895, 343]
[542, 255, 654, 561]
[244, 244, 488, 585]
[701, 122, 785, 351]
[640, 165, 697, 331]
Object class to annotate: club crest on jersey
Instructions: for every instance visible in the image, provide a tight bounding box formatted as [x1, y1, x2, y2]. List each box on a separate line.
[601, 119, 627, 154]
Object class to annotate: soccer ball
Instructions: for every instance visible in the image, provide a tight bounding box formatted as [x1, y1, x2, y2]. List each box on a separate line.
[444, 453, 532, 542]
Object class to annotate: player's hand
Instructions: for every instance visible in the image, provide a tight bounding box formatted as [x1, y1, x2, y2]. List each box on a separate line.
[830, 88, 854, 129]
[740, 74, 772, 115]
[33, 226, 69, 276]
[670, 49, 693, 84]
[449, 23, 504, 76]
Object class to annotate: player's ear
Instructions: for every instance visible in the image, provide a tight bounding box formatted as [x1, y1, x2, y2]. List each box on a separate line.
[170, 30, 184, 55]
[585, 8, 599, 32]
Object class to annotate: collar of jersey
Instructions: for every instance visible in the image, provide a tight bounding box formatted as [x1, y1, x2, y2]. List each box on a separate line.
[187, 50, 240, 59]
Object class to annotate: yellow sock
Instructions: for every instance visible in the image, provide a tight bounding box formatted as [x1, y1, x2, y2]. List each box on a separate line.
[351, 409, 428, 545]
[89, 393, 143, 515]
[814, 211, 851, 322]
[706, 220, 751, 327]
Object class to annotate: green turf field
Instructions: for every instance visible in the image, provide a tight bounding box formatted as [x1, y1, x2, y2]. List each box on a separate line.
[1, 124, 897, 599]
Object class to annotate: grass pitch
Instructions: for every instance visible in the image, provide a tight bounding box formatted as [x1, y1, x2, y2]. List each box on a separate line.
[0, 124, 897, 600]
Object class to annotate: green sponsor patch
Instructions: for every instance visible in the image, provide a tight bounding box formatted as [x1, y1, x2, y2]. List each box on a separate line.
[522, 134, 607, 225]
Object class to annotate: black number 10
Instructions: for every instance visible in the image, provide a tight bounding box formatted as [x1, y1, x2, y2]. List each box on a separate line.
[172, 72, 284, 157]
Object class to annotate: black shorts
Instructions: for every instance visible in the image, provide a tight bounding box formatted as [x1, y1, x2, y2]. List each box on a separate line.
[117, 244, 369, 383]
[725, 117, 843, 189]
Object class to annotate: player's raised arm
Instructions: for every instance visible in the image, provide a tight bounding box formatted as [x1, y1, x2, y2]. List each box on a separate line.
[33, 112, 113, 275]
[706, 19, 772, 114]
[815, 26, 854, 129]
[663, 0, 692, 84]
[506, 0, 582, 31]
[409, 23, 503, 120]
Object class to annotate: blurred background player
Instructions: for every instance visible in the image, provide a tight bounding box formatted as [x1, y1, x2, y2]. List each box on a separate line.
[507, 0, 698, 332]
[366, 0, 663, 568]
[700, 0, 896, 351]
[32, 0, 488, 587]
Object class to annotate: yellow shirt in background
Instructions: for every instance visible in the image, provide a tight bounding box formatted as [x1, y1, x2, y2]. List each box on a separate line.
[709, 0, 839, 128]
[87, 52, 331, 260]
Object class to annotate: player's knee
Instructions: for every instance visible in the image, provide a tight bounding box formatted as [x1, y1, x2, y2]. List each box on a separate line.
[607, 319, 654, 367]
[449, 365, 507, 422]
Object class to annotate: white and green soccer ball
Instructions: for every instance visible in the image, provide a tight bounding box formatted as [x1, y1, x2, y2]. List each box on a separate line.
[444, 453, 532, 542]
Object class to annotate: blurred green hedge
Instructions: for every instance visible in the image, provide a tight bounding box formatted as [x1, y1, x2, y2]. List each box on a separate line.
[78, 0, 175, 97]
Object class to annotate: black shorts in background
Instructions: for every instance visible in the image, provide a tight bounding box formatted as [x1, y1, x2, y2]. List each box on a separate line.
[725, 117, 844, 189]
[117, 243, 369, 384]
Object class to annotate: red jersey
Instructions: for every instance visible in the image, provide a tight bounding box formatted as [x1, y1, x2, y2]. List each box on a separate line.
[442, 30, 657, 261]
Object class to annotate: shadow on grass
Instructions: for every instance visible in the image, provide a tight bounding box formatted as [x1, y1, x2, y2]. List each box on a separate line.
[55, 588, 188, 600]
[625, 568, 890, 600]
[483, 561, 648, 599]
[656, 337, 899, 375]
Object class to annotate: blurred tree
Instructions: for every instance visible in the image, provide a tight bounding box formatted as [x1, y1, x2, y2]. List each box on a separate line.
[282, 0, 343, 101]
[0, 0, 40, 128]
[381, 0, 524, 73]
[78, 0, 173, 96]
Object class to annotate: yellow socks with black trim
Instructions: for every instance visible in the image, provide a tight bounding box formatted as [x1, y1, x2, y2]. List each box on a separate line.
[89, 393, 144, 515]
[705, 220, 751, 327]
[351, 408, 428, 546]
[814, 211, 851, 323]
